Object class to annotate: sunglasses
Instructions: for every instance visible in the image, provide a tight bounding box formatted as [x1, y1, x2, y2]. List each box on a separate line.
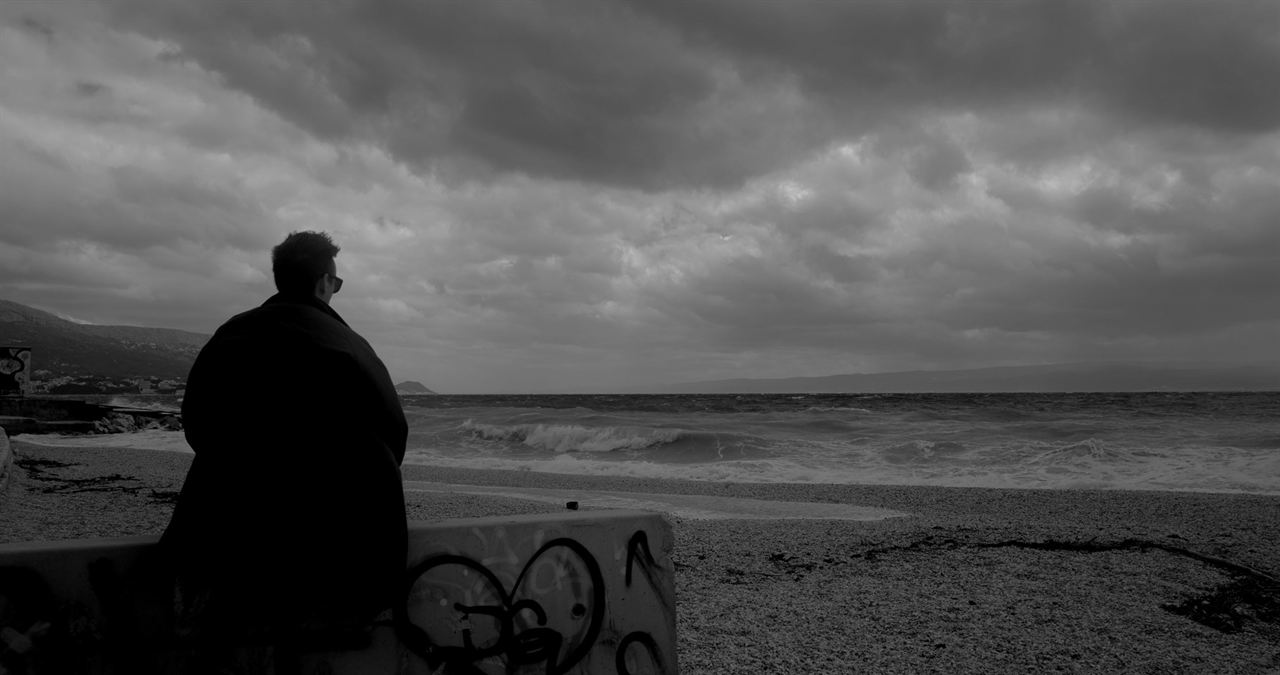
[328, 274, 344, 293]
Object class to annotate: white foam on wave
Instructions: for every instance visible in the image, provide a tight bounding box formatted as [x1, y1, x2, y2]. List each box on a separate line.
[13, 430, 193, 454]
[14, 429, 1277, 496]
[802, 406, 872, 414]
[403, 444, 1280, 495]
[460, 420, 684, 453]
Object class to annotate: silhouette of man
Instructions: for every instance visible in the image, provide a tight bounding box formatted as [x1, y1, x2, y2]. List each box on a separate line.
[163, 231, 407, 647]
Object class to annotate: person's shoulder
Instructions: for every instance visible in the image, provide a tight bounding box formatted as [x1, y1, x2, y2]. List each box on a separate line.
[220, 295, 377, 355]
[206, 297, 322, 340]
[211, 299, 288, 333]
[206, 303, 265, 337]
[272, 298, 366, 348]
[223, 302, 273, 324]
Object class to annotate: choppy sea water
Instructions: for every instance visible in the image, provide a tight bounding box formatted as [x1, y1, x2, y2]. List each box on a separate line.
[18, 392, 1280, 495]
[399, 392, 1280, 495]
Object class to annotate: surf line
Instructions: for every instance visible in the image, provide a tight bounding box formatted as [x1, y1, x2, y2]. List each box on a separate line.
[402, 481, 907, 521]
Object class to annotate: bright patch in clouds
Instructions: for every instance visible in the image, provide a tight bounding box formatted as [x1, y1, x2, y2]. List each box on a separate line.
[2, 0, 1279, 392]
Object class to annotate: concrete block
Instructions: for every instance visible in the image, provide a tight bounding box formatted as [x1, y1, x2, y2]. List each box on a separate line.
[0, 427, 11, 495]
[0, 415, 38, 435]
[0, 510, 678, 674]
[34, 420, 98, 433]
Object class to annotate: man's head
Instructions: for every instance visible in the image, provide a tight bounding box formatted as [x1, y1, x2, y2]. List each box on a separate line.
[271, 231, 342, 304]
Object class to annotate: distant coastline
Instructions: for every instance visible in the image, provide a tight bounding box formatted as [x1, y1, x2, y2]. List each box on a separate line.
[7, 297, 1279, 396]
[631, 362, 1280, 394]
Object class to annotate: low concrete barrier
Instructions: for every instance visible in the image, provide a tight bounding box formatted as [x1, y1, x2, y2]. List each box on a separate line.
[0, 397, 180, 434]
[0, 416, 39, 435]
[0, 428, 11, 495]
[0, 397, 113, 422]
[0, 510, 678, 674]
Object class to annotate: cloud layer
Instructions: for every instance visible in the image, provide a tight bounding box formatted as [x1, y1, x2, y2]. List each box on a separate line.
[2, 0, 1279, 392]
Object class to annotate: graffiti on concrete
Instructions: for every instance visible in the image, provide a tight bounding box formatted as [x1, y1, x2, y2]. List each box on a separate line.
[0, 347, 30, 395]
[618, 530, 667, 675]
[397, 537, 604, 674]
[615, 631, 664, 675]
[0, 515, 676, 674]
[625, 530, 658, 588]
[0, 567, 66, 674]
[397, 529, 671, 675]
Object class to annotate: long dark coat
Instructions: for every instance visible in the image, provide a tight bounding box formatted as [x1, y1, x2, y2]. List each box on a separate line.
[162, 293, 408, 635]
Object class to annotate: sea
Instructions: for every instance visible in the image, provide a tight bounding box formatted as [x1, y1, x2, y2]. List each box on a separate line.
[18, 392, 1280, 496]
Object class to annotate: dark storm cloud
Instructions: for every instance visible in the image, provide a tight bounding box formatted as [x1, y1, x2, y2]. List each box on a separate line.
[73, 80, 109, 97]
[104, 0, 795, 189]
[6, 1, 1280, 392]
[106, 0, 1280, 190]
[636, 0, 1280, 133]
[19, 15, 55, 40]
[0, 134, 272, 253]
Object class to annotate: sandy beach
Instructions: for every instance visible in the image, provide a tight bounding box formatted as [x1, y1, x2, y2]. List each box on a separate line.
[2, 439, 1278, 673]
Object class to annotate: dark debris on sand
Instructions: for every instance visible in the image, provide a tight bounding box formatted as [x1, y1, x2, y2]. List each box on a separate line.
[16, 456, 143, 495]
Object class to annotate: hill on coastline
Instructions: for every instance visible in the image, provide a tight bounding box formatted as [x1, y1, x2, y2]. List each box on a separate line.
[8, 297, 1276, 394]
[0, 299, 207, 379]
[395, 380, 436, 394]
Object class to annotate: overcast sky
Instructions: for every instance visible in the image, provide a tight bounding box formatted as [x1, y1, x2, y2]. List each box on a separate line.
[2, 1, 1279, 393]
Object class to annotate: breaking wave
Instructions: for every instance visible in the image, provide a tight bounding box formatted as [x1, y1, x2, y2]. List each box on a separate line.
[16, 392, 1280, 495]
[460, 420, 685, 454]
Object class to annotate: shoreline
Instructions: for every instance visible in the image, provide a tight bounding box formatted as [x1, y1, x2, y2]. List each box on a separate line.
[3, 440, 1279, 672]
[17, 428, 1280, 498]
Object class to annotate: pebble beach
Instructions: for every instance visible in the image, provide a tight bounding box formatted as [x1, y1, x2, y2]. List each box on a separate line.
[2, 438, 1279, 673]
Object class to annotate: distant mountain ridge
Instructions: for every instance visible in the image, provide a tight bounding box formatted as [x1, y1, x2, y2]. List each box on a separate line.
[646, 362, 1280, 394]
[0, 299, 207, 379]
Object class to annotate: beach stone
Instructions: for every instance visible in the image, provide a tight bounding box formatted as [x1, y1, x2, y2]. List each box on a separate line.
[92, 413, 138, 434]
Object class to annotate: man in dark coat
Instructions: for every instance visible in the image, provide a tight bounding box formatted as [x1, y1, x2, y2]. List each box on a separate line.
[162, 231, 408, 646]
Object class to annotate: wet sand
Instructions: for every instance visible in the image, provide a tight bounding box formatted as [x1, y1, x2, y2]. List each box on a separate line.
[3, 440, 1279, 673]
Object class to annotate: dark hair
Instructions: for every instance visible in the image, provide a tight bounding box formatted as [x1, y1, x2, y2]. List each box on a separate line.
[272, 231, 340, 295]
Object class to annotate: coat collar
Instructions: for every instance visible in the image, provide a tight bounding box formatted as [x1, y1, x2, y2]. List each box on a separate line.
[263, 292, 351, 328]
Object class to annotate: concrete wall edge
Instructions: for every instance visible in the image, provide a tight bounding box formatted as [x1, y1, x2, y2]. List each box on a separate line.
[0, 427, 12, 498]
[0, 510, 670, 552]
